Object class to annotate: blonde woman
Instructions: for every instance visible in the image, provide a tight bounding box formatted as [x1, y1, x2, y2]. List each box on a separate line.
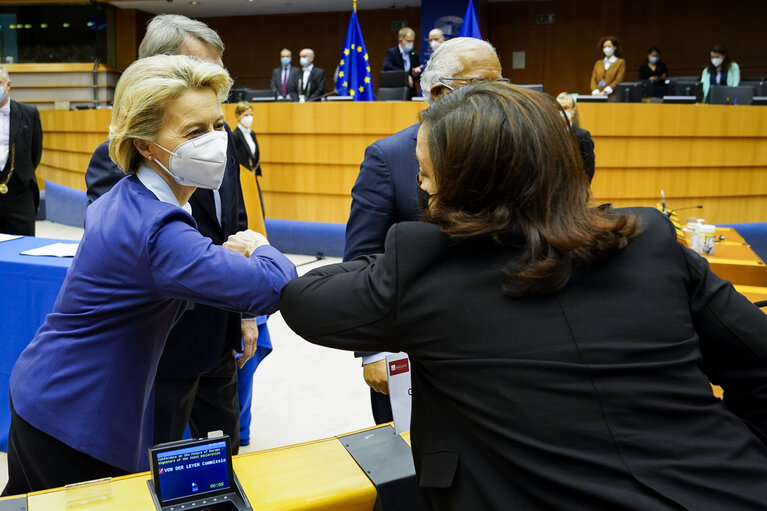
[556, 92, 595, 182]
[3, 55, 296, 495]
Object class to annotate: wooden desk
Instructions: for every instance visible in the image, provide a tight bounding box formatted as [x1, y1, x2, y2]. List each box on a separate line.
[37, 102, 767, 224]
[23, 433, 379, 510]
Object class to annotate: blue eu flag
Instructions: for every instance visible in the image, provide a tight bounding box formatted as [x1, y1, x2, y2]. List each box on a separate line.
[336, 11, 374, 101]
[459, 0, 482, 39]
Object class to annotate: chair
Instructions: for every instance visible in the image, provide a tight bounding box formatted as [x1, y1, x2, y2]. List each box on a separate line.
[379, 70, 408, 88]
[44, 180, 87, 228]
[376, 87, 410, 101]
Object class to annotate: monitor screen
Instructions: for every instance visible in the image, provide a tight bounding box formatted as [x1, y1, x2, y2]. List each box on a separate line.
[616, 82, 645, 103]
[709, 85, 754, 105]
[151, 437, 233, 505]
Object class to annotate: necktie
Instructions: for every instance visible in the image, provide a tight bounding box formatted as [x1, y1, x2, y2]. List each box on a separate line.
[281, 68, 288, 96]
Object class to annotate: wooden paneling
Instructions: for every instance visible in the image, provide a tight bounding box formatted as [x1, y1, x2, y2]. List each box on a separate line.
[486, 0, 767, 96]
[39, 102, 767, 224]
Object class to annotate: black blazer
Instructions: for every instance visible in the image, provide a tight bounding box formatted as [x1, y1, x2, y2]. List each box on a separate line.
[232, 125, 261, 176]
[281, 208, 767, 510]
[270, 65, 301, 100]
[84, 125, 248, 378]
[573, 125, 595, 183]
[297, 66, 326, 102]
[5, 100, 42, 204]
[383, 46, 421, 98]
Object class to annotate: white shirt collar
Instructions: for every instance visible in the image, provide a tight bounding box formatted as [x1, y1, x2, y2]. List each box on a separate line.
[0, 100, 10, 117]
[604, 55, 618, 65]
[237, 123, 251, 136]
[136, 163, 192, 215]
[302, 64, 314, 73]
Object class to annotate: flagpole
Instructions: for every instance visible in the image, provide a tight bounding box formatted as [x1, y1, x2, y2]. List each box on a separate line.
[353, 0, 357, 12]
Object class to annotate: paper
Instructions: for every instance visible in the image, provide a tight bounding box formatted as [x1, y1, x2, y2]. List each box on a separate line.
[21, 242, 78, 257]
[386, 352, 412, 434]
[0, 234, 21, 242]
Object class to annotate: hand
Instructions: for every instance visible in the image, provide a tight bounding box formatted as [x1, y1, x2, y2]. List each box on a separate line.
[363, 359, 389, 395]
[223, 230, 270, 258]
[413, 64, 424, 74]
[237, 320, 259, 369]
[408, 75, 414, 88]
[649, 76, 658, 82]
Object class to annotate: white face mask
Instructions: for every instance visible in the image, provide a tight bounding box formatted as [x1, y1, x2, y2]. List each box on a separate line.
[151, 130, 229, 190]
[711, 57, 724, 68]
[300, 57, 310, 68]
[648, 56, 659, 64]
[430, 40, 441, 51]
[240, 115, 253, 129]
[603, 46, 615, 57]
[402, 42, 414, 53]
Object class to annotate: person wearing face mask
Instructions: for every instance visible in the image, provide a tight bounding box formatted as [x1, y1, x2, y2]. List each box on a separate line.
[2, 55, 296, 496]
[639, 47, 669, 98]
[232, 101, 265, 219]
[383, 27, 424, 100]
[84, 14, 271, 457]
[297, 48, 326, 103]
[270, 48, 300, 101]
[346, 38, 503, 425]
[0, 65, 42, 236]
[556, 92, 595, 183]
[428, 28, 445, 53]
[590, 36, 626, 97]
[701, 44, 740, 102]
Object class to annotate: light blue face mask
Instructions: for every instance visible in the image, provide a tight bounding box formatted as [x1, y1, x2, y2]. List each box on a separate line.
[402, 43, 414, 53]
[280, 57, 291, 66]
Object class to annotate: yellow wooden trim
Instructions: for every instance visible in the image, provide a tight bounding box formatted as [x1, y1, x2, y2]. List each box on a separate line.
[6, 63, 119, 73]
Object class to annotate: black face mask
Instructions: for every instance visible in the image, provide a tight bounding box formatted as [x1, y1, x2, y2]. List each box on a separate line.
[416, 185, 431, 212]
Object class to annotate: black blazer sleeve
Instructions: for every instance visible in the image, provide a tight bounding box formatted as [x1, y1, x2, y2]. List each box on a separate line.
[306, 68, 326, 102]
[85, 140, 127, 204]
[383, 47, 403, 71]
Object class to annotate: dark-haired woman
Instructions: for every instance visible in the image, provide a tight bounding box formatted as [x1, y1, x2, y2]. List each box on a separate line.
[639, 46, 668, 98]
[702, 44, 740, 102]
[590, 35, 626, 96]
[278, 82, 767, 510]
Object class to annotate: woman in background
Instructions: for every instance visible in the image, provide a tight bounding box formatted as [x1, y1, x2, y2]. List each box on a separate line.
[3, 55, 296, 495]
[702, 44, 740, 102]
[590, 35, 626, 97]
[639, 46, 668, 98]
[556, 92, 595, 183]
[279, 82, 767, 510]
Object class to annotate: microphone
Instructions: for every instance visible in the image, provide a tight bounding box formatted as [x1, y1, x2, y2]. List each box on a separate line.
[674, 205, 704, 212]
[311, 89, 342, 102]
[660, 189, 667, 215]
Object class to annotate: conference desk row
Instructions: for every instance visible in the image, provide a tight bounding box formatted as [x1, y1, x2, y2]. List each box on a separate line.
[36, 101, 767, 225]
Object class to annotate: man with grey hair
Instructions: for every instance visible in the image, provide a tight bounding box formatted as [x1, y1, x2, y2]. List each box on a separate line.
[0, 65, 42, 235]
[297, 48, 325, 102]
[84, 14, 265, 453]
[344, 37, 502, 424]
[428, 28, 445, 52]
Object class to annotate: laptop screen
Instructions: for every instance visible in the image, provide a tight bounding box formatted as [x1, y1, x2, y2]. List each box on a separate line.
[151, 437, 233, 505]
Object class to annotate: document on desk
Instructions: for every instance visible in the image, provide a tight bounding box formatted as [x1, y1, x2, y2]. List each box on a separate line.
[386, 352, 412, 434]
[21, 242, 79, 257]
[0, 234, 21, 243]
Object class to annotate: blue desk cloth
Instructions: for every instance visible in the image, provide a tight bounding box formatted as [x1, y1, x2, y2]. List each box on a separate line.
[0, 236, 73, 451]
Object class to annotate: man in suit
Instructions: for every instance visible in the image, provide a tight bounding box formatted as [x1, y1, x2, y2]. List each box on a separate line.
[297, 48, 326, 102]
[270, 48, 300, 101]
[0, 66, 42, 236]
[84, 14, 263, 452]
[383, 27, 423, 100]
[345, 37, 502, 424]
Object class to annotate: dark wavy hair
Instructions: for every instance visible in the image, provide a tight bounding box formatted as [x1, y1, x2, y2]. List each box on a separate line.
[419, 82, 641, 297]
[706, 44, 732, 73]
[598, 36, 621, 58]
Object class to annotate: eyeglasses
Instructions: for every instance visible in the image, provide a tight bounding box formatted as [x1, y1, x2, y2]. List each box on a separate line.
[437, 77, 511, 90]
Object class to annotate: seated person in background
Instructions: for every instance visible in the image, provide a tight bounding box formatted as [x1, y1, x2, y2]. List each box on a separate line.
[297, 48, 326, 102]
[702, 44, 740, 102]
[383, 27, 423, 99]
[270, 48, 300, 100]
[279, 81, 767, 509]
[556, 92, 595, 183]
[590, 35, 625, 97]
[2, 55, 297, 496]
[638, 46, 668, 98]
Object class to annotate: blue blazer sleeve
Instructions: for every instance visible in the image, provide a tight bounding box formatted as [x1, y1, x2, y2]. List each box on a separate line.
[85, 140, 126, 205]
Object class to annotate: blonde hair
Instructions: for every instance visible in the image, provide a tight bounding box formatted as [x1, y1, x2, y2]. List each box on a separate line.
[556, 92, 580, 128]
[234, 101, 252, 116]
[109, 54, 232, 173]
[398, 27, 415, 39]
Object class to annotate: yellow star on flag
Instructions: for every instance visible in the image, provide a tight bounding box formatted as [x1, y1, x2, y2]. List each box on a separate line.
[364, 77, 370, 83]
[351, 44, 355, 50]
[343, 81, 348, 88]
[350, 90, 355, 97]
[340, 59, 344, 66]
[338, 71, 344, 78]
[359, 86, 364, 92]
[357, 46, 362, 53]
[366, 66, 371, 72]
[344, 48, 350, 56]
[364, 53, 368, 60]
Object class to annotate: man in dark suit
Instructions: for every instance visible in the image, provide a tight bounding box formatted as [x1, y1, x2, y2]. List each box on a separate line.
[0, 66, 42, 236]
[270, 48, 300, 101]
[345, 37, 503, 424]
[84, 14, 261, 453]
[382, 27, 423, 100]
[297, 48, 326, 102]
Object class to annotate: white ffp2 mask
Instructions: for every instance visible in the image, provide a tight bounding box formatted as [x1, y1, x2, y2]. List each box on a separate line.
[151, 130, 229, 190]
